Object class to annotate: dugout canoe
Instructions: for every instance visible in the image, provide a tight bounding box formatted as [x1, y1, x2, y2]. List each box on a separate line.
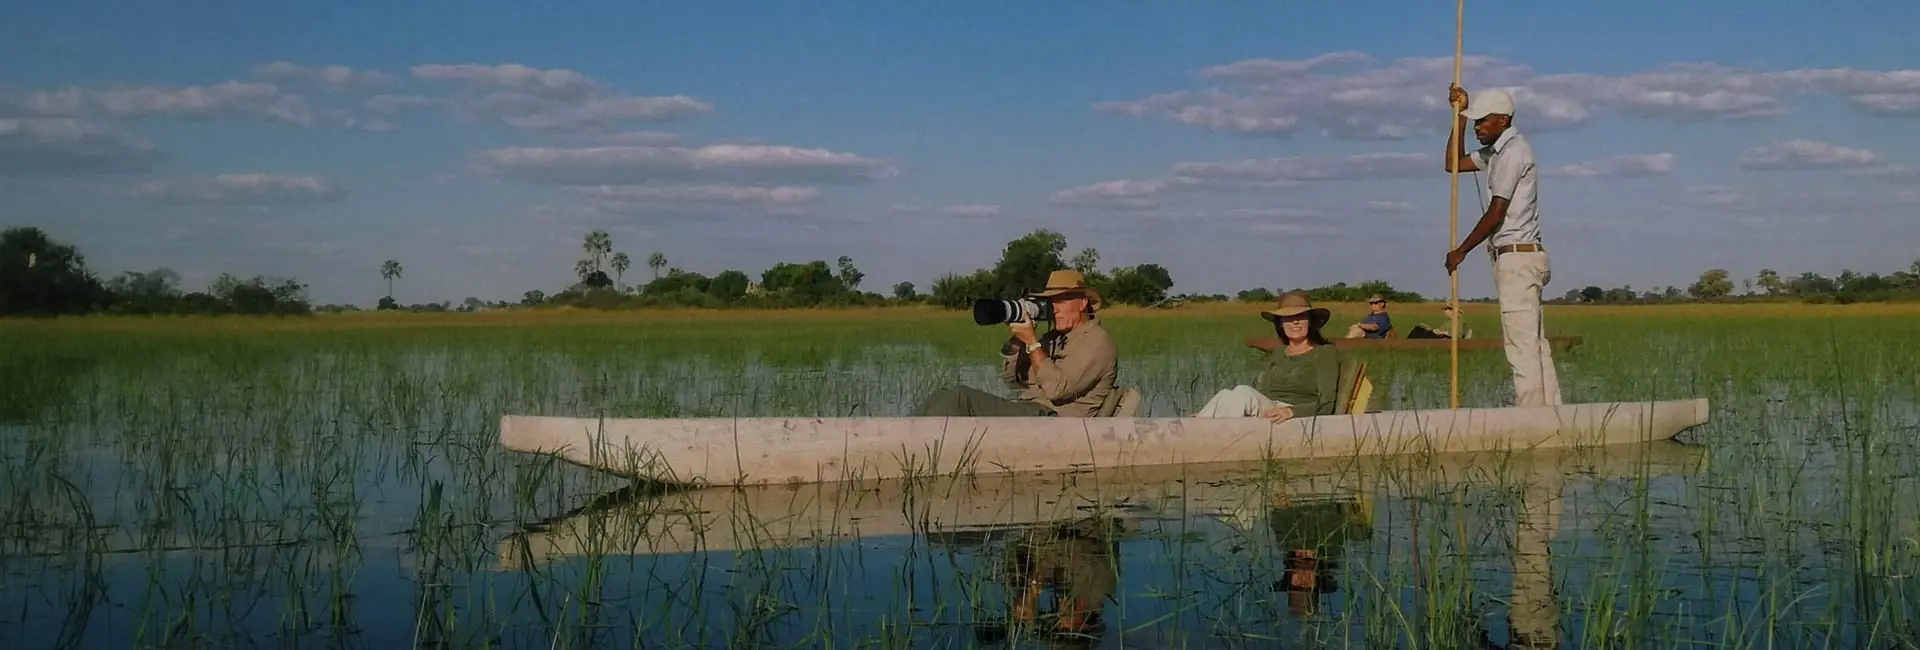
[1246, 335, 1585, 353]
[497, 397, 1710, 487]
[495, 440, 1702, 568]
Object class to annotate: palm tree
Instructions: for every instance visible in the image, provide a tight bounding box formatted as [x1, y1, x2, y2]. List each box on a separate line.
[647, 252, 667, 281]
[581, 230, 612, 274]
[380, 259, 402, 298]
[611, 252, 631, 292]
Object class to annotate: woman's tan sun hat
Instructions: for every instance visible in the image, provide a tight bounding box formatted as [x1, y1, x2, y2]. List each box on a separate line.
[1031, 269, 1102, 309]
[1261, 290, 1330, 327]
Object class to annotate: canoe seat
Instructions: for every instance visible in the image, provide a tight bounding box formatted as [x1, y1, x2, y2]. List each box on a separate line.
[1099, 386, 1142, 418]
[1334, 360, 1376, 415]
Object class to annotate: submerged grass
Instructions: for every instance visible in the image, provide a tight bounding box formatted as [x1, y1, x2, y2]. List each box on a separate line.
[1, 302, 1917, 648]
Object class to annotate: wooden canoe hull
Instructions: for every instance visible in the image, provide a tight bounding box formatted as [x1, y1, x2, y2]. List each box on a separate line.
[496, 439, 1703, 568]
[1246, 335, 1585, 353]
[498, 398, 1710, 487]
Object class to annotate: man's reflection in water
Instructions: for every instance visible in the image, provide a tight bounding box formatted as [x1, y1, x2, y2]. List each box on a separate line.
[1000, 516, 1125, 638]
[1267, 492, 1370, 618]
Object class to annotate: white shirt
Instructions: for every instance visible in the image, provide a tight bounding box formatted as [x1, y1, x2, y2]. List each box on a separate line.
[1467, 128, 1542, 248]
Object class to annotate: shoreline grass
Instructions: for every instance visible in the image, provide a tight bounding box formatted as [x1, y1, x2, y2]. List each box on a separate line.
[0, 303, 1915, 648]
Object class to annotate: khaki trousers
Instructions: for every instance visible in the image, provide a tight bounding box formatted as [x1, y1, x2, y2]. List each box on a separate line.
[1191, 385, 1283, 417]
[1492, 250, 1563, 407]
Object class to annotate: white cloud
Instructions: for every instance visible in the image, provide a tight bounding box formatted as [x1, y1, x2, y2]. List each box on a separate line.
[1544, 153, 1675, 177]
[136, 173, 349, 206]
[410, 62, 712, 133]
[581, 131, 683, 146]
[468, 143, 902, 186]
[1739, 140, 1879, 170]
[576, 183, 819, 204]
[1365, 199, 1417, 213]
[0, 118, 162, 176]
[1053, 152, 1429, 208]
[365, 94, 437, 113]
[1097, 52, 1920, 139]
[252, 62, 397, 90]
[890, 203, 1005, 218]
[1, 82, 321, 127]
[1672, 183, 1917, 214]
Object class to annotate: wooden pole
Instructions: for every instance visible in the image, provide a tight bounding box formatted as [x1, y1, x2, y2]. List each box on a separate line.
[1447, 0, 1465, 410]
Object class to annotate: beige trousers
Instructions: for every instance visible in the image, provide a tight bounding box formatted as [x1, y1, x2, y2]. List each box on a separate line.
[1493, 250, 1563, 406]
[1192, 385, 1286, 417]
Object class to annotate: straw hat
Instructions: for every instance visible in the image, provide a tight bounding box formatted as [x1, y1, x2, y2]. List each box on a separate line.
[1030, 269, 1102, 308]
[1261, 290, 1330, 326]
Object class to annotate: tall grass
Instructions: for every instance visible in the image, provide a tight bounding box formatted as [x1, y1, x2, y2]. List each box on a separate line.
[0, 302, 1916, 648]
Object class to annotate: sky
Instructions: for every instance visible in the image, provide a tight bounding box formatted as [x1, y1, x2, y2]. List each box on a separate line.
[2, 0, 1917, 306]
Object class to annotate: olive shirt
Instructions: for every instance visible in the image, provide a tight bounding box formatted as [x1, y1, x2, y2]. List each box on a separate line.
[998, 318, 1118, 418]
[1253, 344, 1341, 417]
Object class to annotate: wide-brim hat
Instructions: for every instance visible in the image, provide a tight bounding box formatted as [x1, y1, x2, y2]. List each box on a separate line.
[1030, 269, 1102, 308]
[1261, 290, 1330, 326]
[1365, 293, 1386, 303]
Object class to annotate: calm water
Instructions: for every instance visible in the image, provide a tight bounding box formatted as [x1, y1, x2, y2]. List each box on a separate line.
[3, 337, 1919, 649]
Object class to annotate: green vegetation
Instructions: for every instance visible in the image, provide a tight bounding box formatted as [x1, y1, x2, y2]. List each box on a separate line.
[1, 301, 1918, 647]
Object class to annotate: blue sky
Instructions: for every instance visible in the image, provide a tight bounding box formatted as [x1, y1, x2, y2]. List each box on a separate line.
[3, 0, 1917, 305]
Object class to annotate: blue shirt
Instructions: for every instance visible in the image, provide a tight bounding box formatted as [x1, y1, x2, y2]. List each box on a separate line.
[1361, 312, 1391, 339]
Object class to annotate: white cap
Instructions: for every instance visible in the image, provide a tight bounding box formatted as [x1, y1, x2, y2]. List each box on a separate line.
[1460, 89, 1515, 120]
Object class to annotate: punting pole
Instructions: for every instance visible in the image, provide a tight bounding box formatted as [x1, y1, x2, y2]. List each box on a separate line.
[1447, 0, 1466, 410]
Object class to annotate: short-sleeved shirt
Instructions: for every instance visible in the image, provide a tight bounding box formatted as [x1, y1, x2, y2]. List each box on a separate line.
[1360, 312, 1391, 339]
[1467, 128, 1542, 248]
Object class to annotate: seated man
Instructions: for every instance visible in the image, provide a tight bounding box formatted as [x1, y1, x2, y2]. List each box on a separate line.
[912, 270, 1117, 417]
[1345, 293, 1392, 339]
[1409, 305, 1472, 339]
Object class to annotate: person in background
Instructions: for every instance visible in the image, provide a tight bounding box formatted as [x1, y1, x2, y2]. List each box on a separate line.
[1410, 305, 1473, 339]
[1193, 291, 1341, 422]
[1346, 294, 1392, 339]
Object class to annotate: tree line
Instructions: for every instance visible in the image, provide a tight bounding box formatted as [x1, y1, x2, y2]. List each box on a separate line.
[11, 223, 1912, 318]
[1554, 264, 1920, 305]
[1, 227, 314, 317]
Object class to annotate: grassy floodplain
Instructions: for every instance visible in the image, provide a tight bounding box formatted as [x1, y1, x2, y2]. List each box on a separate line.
[3, 300, 1919, 649]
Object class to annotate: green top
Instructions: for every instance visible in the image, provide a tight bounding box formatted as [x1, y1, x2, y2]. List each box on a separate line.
[1254, 343, 1341, 417]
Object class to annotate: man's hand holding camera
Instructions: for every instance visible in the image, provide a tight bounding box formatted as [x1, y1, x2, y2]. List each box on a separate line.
[1008, 319, 1051, 374]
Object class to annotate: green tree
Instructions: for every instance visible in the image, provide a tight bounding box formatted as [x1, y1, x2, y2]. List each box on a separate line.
[1755, 268, 1784, 295]
[990, 229, 1069, 297]
[892, 281, 917, 300]
[836, 255, 865, 291]
[380, 259, 402, 301]
[582, 231, 612, 274]
[0, 226, 109, 316]
[611, 252, 631, 291]
[1102, 263, 1175, 306]
[1689, 269, 1734, 300]
[708, 270, 751, 301]
[647, 252, 667, 281]
[1071, 248, 1100, 274]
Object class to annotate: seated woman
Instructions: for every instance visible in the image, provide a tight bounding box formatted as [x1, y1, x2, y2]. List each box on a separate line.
[1194, 290, 1341, 422]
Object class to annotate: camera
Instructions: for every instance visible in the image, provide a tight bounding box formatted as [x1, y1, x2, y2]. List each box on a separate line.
[972, 297, 1053, 326]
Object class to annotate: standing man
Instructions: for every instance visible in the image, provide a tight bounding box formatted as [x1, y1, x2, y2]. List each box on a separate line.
[1442, 86, 1562, 407]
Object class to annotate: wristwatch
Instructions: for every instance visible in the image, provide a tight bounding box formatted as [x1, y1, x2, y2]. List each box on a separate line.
[1024, 341, 1043, 354]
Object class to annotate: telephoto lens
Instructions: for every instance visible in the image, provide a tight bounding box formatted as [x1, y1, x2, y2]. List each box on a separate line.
[972, 298, 1052, 326]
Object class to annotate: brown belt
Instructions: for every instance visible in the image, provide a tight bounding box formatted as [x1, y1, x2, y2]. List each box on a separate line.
[1490, 243, 1544, 256]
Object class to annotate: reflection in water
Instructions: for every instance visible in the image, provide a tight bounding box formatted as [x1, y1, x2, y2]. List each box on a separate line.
[1269, 492, 1370, 619]
[482, 440, 1701, 648]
